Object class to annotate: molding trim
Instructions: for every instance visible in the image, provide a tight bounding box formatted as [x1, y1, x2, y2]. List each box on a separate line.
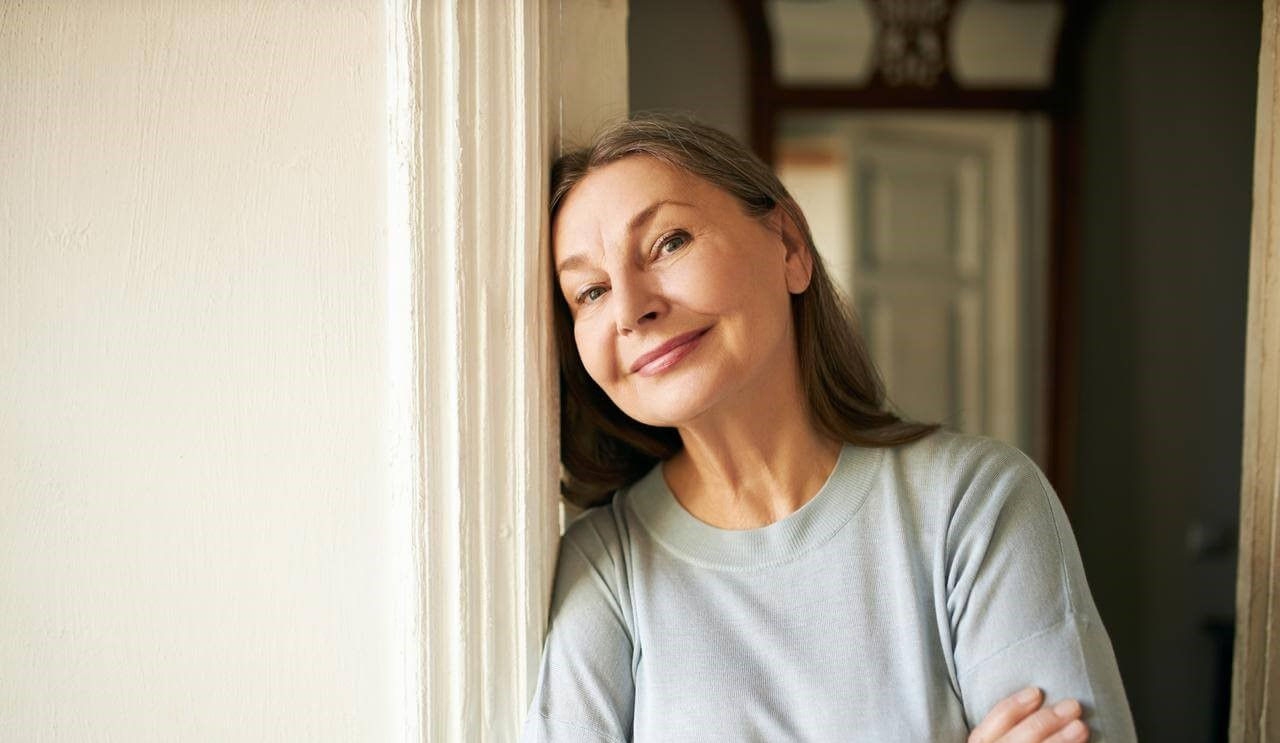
[1232, 0, 1280, 739]
[393, 0, 626, 738]
[398, 0, 562, 738]
[385, 2, 428, 741]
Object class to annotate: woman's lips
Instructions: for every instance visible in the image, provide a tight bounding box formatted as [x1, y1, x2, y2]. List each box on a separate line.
[630, 328, 710, 377]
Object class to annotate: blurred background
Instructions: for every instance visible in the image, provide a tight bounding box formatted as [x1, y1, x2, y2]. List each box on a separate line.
[629, 1, 1260, 741]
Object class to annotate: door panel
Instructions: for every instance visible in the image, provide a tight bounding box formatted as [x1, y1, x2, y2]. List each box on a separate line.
[779, 113, 1048, 464]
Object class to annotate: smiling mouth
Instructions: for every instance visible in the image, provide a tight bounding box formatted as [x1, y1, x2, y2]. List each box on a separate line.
[630, 327, 711, 376]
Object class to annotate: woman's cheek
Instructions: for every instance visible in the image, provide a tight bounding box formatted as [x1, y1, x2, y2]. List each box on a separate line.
[574, 322, 612, 386]
[677, 252, 748, 310]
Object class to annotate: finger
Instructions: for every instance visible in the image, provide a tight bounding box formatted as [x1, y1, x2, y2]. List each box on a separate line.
[1043, 719, 1090, 743]
[967, 687, 1043, 743]
[1001, 699, 1084, 743]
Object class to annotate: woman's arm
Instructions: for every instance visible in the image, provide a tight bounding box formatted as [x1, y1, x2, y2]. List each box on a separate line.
[522, 508, 635, 743]
[945, 443, 1136, 742]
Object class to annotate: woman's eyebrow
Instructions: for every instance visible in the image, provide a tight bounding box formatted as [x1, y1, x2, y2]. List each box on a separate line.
[555, 253, 589, 277]
[555, 199, 695, 276]
[623, 199, 694, 238]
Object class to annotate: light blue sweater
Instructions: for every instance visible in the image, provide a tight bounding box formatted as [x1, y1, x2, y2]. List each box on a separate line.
[523, 431, 1137, 741]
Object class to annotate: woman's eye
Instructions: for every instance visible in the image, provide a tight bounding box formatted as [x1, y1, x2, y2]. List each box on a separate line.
[657, 232, 689, 255]
[576, 286, 607, 305]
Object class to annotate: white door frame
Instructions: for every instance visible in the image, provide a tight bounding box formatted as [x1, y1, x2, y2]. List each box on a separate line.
[390, 0, 627, 739]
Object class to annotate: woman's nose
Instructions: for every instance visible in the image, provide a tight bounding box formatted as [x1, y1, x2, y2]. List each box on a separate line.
[612, 275, 663, 334]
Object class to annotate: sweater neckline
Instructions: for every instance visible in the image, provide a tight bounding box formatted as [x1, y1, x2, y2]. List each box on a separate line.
[623, 443, 885, 570]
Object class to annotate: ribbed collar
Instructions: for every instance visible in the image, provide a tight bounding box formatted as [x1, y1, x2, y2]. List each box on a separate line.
[623, 443, 885, 571]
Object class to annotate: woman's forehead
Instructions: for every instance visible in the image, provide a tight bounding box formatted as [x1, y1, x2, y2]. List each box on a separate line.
[568, 156, 698, 211]
[552, 157, 727, 254]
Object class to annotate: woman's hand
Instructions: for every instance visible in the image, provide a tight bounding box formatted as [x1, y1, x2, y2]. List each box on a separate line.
[968, 687, 1090, 743]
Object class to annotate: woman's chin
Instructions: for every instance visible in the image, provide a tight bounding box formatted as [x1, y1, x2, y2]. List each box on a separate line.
[622, 389, 720, 430]
[610, 362, 742, 429]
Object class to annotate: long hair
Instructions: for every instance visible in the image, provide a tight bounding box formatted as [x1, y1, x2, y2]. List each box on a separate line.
[552, 113, 939, 507]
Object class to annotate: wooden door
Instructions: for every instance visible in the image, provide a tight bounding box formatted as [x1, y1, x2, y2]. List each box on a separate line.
[1231, 0, 1280, 739]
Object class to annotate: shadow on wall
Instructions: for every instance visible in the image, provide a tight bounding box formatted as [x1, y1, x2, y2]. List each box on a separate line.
[1075, 2, 1256, 742]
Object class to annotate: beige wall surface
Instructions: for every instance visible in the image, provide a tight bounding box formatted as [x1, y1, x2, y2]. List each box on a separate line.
[0, 3, 412, 740]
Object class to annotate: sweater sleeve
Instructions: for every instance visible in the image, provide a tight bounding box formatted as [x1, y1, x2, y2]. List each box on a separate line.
[944, 442, 1137, 742]
[521, 507, 635, 743]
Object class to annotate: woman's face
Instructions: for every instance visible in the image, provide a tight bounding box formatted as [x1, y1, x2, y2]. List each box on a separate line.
[553, 155, 812, 428]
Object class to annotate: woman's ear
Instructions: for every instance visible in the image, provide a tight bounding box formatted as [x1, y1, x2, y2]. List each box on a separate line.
[773, 206, 813, 294]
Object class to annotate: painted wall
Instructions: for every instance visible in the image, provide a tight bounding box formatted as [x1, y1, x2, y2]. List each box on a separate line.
[1, 3, 410, 740]
[628, 0, 748, 145]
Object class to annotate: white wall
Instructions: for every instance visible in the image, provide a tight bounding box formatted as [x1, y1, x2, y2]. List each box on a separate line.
[1, 3, 413, 740]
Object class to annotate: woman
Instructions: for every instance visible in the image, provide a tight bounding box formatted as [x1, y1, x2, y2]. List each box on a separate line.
[524, 114, 1136, 742]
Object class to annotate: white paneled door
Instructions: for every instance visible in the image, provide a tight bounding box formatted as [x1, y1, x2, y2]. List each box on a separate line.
[779, 114, 1049, 465]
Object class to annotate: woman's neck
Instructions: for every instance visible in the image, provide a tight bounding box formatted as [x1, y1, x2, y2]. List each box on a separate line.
[663, 381, 842, 531]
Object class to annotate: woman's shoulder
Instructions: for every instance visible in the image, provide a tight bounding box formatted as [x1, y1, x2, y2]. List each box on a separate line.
[889, 427, 1045, 484]
[558, 472, 653, 563]
[561, 499, 627, 556]
[561, 457, 670, 550]
[882, 428, 1060, 532]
